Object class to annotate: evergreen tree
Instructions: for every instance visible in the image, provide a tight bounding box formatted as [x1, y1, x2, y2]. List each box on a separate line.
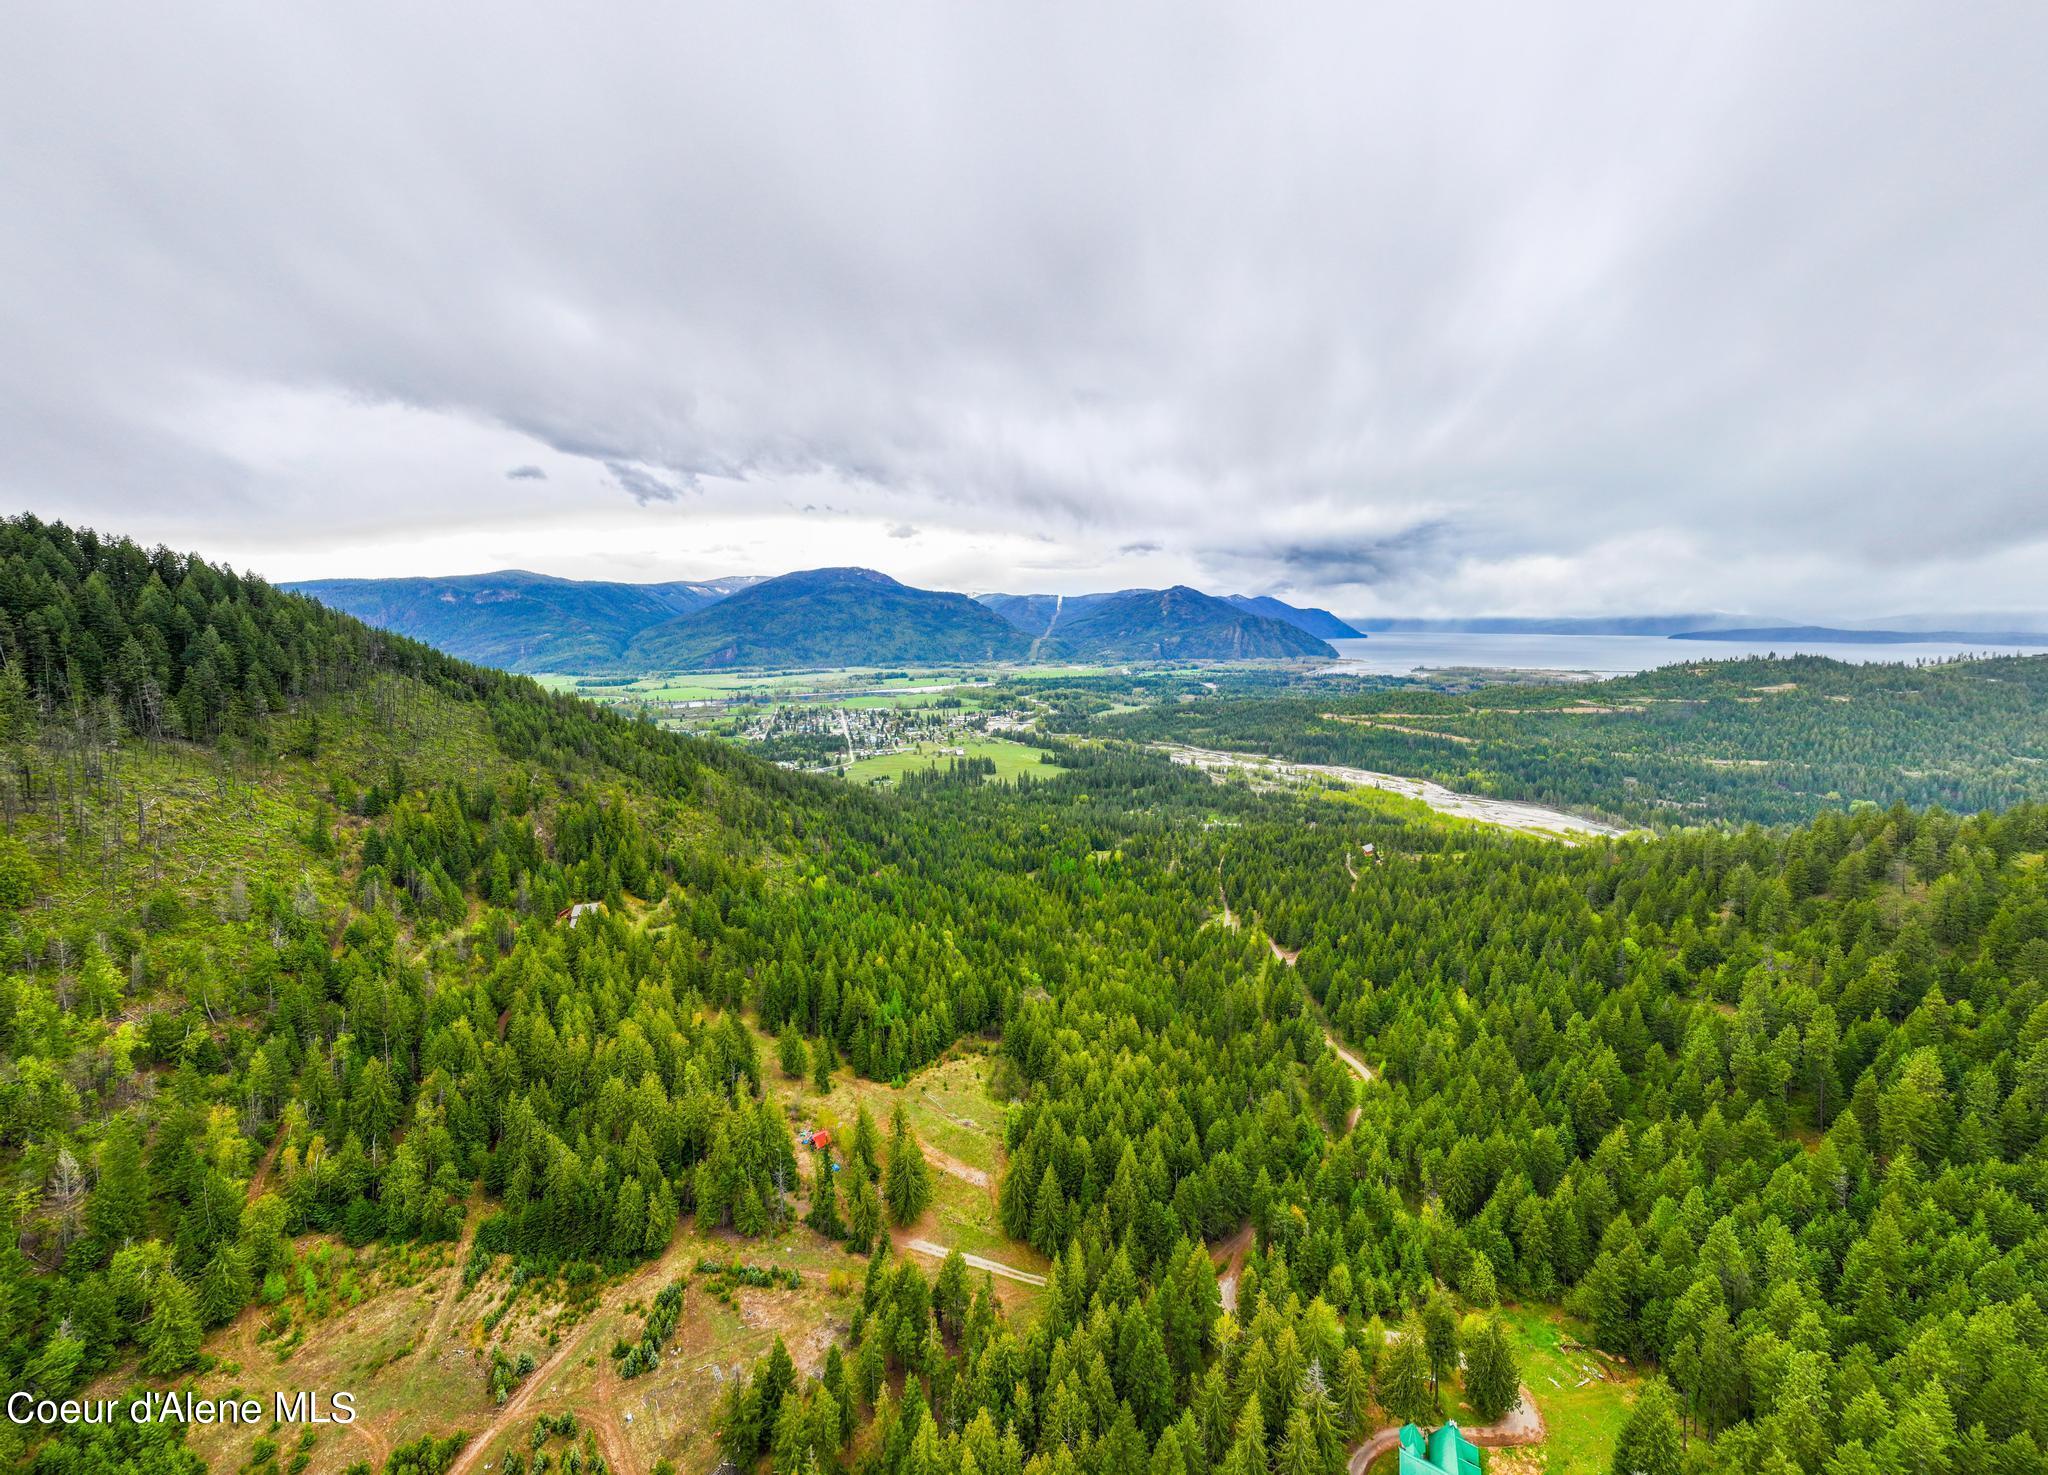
[1464, 1312, 1522, 1423]
[197, 1244, 253, 1328]
[807, 1153, 843, 1240]
[1463, 1251, 1499, 1310]
[778, 1025, 809, 1081]
[883, 1104, 933, 1227]
[1378, 1320, 1434, 1426]
[1611, 1381, 1684, 1475]
[141, 1270, 203, 1373]
[1421, 1287, 1461, 1400]
[852, 1104, 882, 1182]
[845, 1170, 883, 1255]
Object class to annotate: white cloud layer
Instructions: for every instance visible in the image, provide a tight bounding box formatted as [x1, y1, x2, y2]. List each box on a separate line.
[4, 2, 2046, 617]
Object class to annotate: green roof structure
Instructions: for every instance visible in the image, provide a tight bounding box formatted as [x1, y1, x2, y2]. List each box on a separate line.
[1397, 1422, 1482, 1475]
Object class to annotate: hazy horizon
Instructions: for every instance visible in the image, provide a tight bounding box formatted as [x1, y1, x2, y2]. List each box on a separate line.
[275, 562, 2048, 634]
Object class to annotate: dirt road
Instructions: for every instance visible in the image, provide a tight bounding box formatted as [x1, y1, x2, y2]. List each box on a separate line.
[1346, 1386, 1546, 1475]
[1211, 1224, 1254, 1313]
[920, 1140, 992, 1189]
[900, 1237, 1048, 1287]
[1325, 1032, 1376, 1087]
[442, 1242, 679, 1475]
[1324, 1031, 1374, 1130]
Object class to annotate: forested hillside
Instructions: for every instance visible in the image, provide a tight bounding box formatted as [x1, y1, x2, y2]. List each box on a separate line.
[711, 762, 2048, 1475]
[1083, 653, 2048, 826]
[621, 568, 1032, 671]
[0, 519, 1044, 1467]
[1042, 587, 1336, 662]
[284, 571, 758, 672]
[4, 516, 2047, 1475]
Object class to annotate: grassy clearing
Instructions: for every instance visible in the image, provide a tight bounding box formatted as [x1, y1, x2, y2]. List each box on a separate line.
[1358, 1303, 1632, 1475]
[1004, 664, 1118, 680]
[139, 1237, 476, 1475]
[843, 736, 1052, 787]
[1499, 1304, 1636, 1475]
[20, 674, 514, 942]
[766, 1038, 1049, 1310]
[788, 1045, 1011, 1182]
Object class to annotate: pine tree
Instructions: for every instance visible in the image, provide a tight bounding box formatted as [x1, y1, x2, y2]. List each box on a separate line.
[845, 1170, 883, 1255]
[1030, 1164, 1067, 1255]
[1116, 1303, 1173, 1436]
[734, 1182, 770, 1238]
[1464, 1311, 1522, 1423]
[85, 1122, 149, 1260]
[1274, 1408, 1321, 1475]
[852, 1104, 882, 1181]
[197, 1244, 253, 1328]
[883, 1104, 933, 1227]
[1378, 1320, 1434, 1427]
[1335, 1346, 1372, 1437]
[933, 1250, 970, 1339]
[141, 1270, 203, 1373]
[778, 1025, 809, 1081]
[1610, 1380, 1683, 1475]
[1421, 1287, 1460, 1400]
[1463, 1250, 1499, 1310]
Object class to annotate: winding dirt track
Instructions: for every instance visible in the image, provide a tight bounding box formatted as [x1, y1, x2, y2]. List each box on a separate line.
[900, 1236, 1047, 1287]
[1211, 1224, 1254, 1313]
[920, 1140, 992, 1189]
[1326, 1032, 1376, 1087]
[419, 1200, 483, 1354]
[442, 1241, 680, 1475]
[442, 1327, 587, 1475]
[1323, 1030, 1375, 1130]
[244, 1124, 287, 1203]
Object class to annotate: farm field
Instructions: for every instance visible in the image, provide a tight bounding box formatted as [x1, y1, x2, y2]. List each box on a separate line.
[843, 735, 1052, 786]
[839, 733, 1048, 782]
[540, 667, 1000, 700]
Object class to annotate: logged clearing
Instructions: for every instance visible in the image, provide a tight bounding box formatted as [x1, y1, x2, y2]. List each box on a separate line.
[161, 1216, 868, 1475]
[159, 1040, 1049, 1475]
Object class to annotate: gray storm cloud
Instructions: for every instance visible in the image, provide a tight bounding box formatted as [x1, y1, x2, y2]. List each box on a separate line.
[2, 1, 2045, 615]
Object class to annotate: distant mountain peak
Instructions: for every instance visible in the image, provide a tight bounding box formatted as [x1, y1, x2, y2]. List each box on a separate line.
[620, 566, 1029, 669]
[1044, 585, 1336, 661]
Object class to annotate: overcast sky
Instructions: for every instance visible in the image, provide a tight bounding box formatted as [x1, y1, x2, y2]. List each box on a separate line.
[5, 3, 2046, 618]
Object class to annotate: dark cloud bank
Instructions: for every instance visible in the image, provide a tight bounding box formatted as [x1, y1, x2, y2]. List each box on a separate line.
[3, 3, 2045, 616]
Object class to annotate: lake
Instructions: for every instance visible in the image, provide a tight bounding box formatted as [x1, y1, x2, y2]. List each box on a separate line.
[1322, 631, 2043, 677]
